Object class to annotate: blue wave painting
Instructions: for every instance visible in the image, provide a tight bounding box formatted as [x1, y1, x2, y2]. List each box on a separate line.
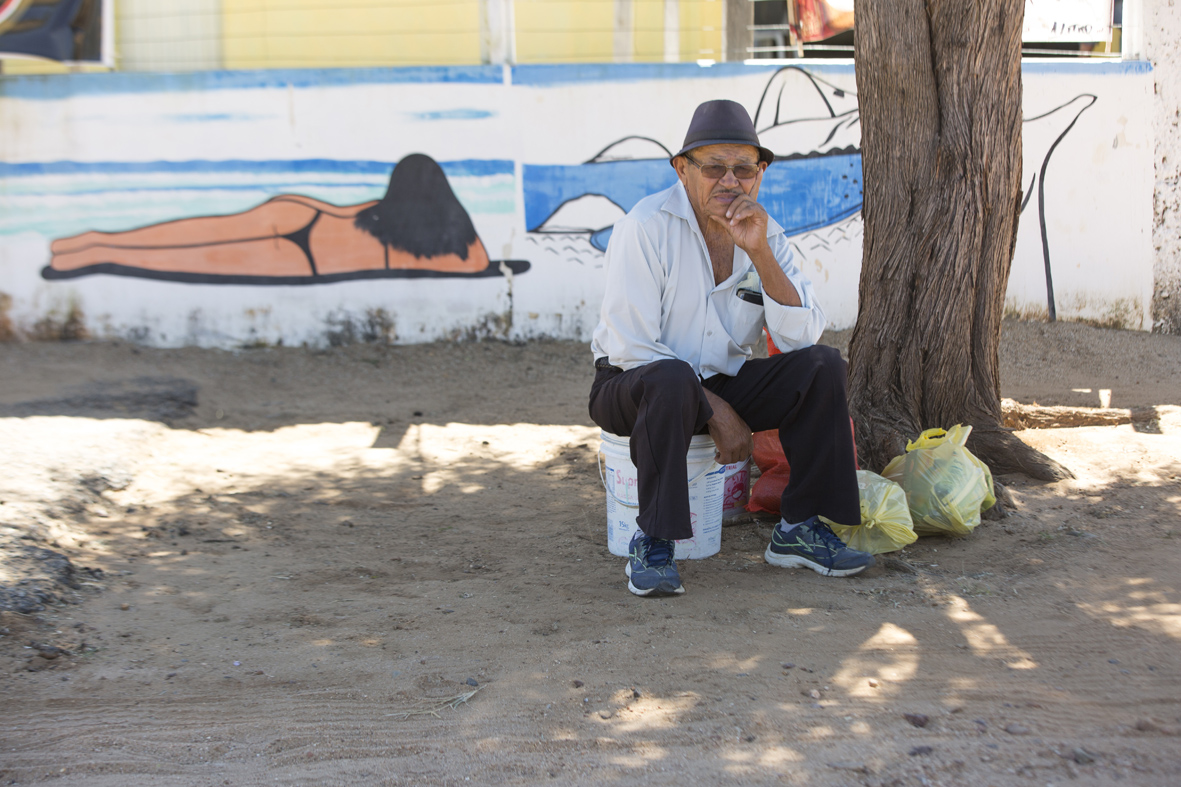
[0, 159, 516, 240]
[523, 154, 863, 250]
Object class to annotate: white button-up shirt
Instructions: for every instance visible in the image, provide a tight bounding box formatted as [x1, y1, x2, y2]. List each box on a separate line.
[591, 181, 826, 379]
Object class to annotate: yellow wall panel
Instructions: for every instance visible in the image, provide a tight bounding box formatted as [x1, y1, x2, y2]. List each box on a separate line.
[679, 0, 722, 60]
[222, 0, 483, 68]
[514, 0, 614, 63]
[632, 0, 664, 62]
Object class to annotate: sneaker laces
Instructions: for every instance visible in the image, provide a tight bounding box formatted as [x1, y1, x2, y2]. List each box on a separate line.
[808, 520, 846, 552]
[643, 537, 675, 567]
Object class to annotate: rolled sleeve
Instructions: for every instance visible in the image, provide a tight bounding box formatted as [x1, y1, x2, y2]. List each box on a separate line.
[761, 235, 826, 352]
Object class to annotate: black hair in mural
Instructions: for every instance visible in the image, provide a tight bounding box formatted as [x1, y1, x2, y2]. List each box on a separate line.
[355, 153, 480, 261]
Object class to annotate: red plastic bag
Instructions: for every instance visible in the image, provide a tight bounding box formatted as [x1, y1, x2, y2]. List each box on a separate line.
[748, 430, 791, 514]
[746, 330, 857, 516]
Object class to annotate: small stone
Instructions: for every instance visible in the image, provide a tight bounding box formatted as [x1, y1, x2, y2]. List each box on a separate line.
[572, 680, 584, 688]
[25, 656, 51, 672]
[827, 761, 869, 774]
[909, 745, 933, 756]
[781, 662, 796, 670]
[632, 688, 642, 699]
[598, 709, 614, 719]
[1072, 747, 1095, 764]
[809, 689, 822, 700]
[465, 677, 478, 687]
[867, 678, 879, 688]
[1134, 718, 1160, 732]
[904, 713, 930, 728]
[120, 603, 130, 611]
[1004, 723, 1032, 736]
[744, 734, 756, 742]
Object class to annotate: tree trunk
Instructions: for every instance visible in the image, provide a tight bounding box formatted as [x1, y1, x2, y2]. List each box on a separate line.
[849, 0, 1071, 481]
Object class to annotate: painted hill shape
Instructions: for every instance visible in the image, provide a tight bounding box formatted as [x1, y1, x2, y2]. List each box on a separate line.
[534, 195, 626, 234]
[586, 136, 673, 163]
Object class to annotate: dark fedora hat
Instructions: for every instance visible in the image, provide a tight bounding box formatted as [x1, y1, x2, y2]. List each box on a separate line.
[672, 99, 774, 166]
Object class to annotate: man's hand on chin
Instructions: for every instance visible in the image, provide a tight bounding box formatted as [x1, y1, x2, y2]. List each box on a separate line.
[709, 194, 802, 308]
[703, 389, 753, 465]
[709, 193, 769, 258]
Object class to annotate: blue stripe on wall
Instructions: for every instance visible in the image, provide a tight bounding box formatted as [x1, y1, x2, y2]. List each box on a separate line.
[0, 61, 1149, 99]
[1021, 59, 1152, 75]
[0, 159, 515, 179]
[512, 62, 790, 86]
[0, 65, 504, 100]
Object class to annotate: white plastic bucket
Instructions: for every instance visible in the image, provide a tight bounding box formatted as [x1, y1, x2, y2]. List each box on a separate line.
[722, 459, 751, 522]
[598, 430, 725, 559]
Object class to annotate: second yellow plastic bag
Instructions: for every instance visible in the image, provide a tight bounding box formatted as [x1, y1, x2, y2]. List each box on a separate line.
[882, 424, 995, 537]
[824, 470, 917, 554]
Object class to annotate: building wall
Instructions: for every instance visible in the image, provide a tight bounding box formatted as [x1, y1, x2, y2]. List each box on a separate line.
[0, 61, 1156, 347]
[120, 0, 221, 72]
[221, 0, 485, 68]
[1145, 0, 1181, 333]
[1, 0, 726, 73]
[513, 0, 721, 64]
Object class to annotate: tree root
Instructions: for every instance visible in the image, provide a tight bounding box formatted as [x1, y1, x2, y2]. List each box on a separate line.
[968, 428, 1074, 482]
[1001, 398, 1159, 430]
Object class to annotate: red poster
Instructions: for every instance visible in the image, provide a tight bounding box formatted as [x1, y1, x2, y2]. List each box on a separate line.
[794, 0, 855, 43]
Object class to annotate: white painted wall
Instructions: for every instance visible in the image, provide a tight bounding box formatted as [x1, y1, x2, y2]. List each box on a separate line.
[0, 62, 1159, 348]
[1145, 0, 1181, 333]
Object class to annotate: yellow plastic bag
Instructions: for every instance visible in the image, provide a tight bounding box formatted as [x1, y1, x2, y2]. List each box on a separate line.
[882, 424, 995, 537]
[825, 470, 917, 554]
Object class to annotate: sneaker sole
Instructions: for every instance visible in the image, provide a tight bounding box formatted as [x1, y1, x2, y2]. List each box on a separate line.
[627, 579, 686, 596]
[625, 562, 686, 596]
[764, 546, 873, 577]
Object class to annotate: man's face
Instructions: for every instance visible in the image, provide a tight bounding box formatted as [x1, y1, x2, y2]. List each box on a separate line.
[673, 143, 765, 226]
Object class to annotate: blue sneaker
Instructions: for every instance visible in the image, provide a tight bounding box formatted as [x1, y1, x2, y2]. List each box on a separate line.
[625, 531, 685, 597]
[764, 516, 876, 577]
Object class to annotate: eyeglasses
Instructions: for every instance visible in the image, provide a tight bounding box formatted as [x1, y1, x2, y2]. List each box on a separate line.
[683, 154, 761, 181]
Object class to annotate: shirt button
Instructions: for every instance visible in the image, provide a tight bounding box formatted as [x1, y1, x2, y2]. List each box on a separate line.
[707, 331, 713, 336]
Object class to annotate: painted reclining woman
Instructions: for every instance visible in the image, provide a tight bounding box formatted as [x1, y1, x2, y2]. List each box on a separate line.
[45, 154, 516, 283]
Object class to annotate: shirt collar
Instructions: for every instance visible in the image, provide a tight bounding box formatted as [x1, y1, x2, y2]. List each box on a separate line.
[660, 180, 785, 237]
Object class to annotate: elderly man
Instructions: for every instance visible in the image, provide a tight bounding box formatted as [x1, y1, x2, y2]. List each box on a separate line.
[589, 99, 874, 597]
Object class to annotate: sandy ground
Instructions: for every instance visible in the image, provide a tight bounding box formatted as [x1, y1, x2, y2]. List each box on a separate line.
[1, 319, 1180, 786]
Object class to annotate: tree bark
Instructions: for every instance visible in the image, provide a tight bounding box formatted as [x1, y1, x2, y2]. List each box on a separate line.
[849, 0, 1071, 481]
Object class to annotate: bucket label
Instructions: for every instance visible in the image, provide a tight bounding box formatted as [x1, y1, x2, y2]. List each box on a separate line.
[723, 464, 751, 512]
[605, 462, 639, 507]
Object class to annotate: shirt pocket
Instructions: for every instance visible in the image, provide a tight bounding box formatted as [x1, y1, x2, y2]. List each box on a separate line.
[727, 294, 767, 348]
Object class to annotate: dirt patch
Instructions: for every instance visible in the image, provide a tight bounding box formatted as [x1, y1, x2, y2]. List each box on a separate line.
[0, 321, 1179, 786]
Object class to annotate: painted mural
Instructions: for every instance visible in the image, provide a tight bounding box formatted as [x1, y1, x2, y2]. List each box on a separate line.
[42, 154, 529, 284]
[0, 61, 1156, 346]
[523, 65, 1104, 325]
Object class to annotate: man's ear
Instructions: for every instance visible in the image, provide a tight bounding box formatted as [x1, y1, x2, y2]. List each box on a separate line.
[671, 155, 689, 185]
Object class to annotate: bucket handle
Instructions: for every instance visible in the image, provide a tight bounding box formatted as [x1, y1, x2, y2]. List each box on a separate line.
[597, 448, 720, 509]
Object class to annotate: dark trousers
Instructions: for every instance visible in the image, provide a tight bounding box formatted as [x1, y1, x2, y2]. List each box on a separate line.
[588, 346, 859, 540]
